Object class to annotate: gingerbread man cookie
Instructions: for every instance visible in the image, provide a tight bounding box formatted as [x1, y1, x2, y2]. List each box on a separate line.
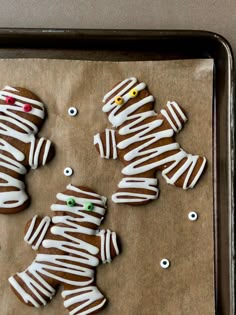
[94, 77, 207, 205]
[9, 184, 120, 315]
[0, 86, 54, 214]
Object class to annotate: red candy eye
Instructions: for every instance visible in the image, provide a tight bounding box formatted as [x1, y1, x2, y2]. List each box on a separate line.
[23, 104, 32, 112]
[5, 96, 15, 105]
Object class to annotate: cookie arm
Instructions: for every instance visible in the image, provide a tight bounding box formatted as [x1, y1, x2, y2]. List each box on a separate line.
[96, 229, 120, 264]
[94, 129, 118, 160]
[28, 136, 54, 170]
[24, 215, 51, 251]
[160, 101, 188, 133]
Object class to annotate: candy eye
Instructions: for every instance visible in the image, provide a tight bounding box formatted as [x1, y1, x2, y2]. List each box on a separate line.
[68, 107, 78, 117]
[84, 202, 94, 211]
[188, 211, 198, 221]
[160, 258, 170, 269]
[64, 167, 73, 177]
[114, 96, 124, 105]
[23, 104, 32, 112]
[129, 88, 138, 98]
[67, 198, 76, 207]
[5, 96, 16, 105]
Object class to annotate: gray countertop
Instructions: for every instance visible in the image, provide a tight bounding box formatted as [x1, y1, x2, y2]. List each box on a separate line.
[0, 0, 235, 57]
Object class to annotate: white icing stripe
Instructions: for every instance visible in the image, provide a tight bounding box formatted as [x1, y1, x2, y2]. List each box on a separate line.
[9, 185, 119, 312]
[94, 129, 117, 160]
[105, 129, 110, 158]
[99, 230, 106, 263]
[62, 286, 106, 315]
[4, 86, 18, 92]
[94, 133, 105, 158]
[105, 230, 111, 263]
[189, 156, 207, 188]
[33, 137, 44, 169]
[0, 86, 51, 210]
[111, 129, 117, 159]
[100, 77, 205, 201]
[24, 216, 38, 242]
[112, 232, 119, 256]
[43, 139, 51, 165]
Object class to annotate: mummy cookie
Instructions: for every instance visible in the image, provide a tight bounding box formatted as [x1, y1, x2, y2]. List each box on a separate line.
[0, 86, 54, 214]
[94, 77, 207, 205]
[9, 184, 120, 315]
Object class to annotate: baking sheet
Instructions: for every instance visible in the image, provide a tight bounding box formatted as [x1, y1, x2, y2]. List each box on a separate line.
[0, 58, 214, 315]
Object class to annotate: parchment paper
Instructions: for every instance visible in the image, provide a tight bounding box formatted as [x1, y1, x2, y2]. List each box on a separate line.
[0, 58, 214, 315]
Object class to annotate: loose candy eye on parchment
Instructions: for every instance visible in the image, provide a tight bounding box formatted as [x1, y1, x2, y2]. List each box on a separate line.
[64, 167, 73, 177]
[68, 106, 78, 116]
[160, 258, 170, 269]
[188, 211, 198, 221]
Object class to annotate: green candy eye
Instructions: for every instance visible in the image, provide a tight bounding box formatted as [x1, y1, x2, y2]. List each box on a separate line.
[67, 198, 76, 207]
[84, 202, 94, 211]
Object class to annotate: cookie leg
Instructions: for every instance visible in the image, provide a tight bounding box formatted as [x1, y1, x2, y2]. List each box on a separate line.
[161, 149, 207, 189]
[62, 285, 106, 315]
[112, 176, 159, 205]
[8, 265, 56, 307]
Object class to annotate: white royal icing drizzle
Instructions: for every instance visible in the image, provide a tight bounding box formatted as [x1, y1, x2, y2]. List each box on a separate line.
[9, 185, 119, 314]
[0, 86, 52, 209]
[100, 77, 206, 202]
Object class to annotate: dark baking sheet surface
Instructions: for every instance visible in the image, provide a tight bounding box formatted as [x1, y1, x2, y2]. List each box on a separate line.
[0, 29, 234, 315]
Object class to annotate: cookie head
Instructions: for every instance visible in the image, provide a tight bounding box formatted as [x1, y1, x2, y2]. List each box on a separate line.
[51, 184, 107, 223]
[102, 77, 154, 128]
[0, 86, 46, 133]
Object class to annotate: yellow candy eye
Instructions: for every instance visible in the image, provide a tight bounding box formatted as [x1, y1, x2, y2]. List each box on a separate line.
[114, 96, 124, 105]
[129, 88, 138, 98]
